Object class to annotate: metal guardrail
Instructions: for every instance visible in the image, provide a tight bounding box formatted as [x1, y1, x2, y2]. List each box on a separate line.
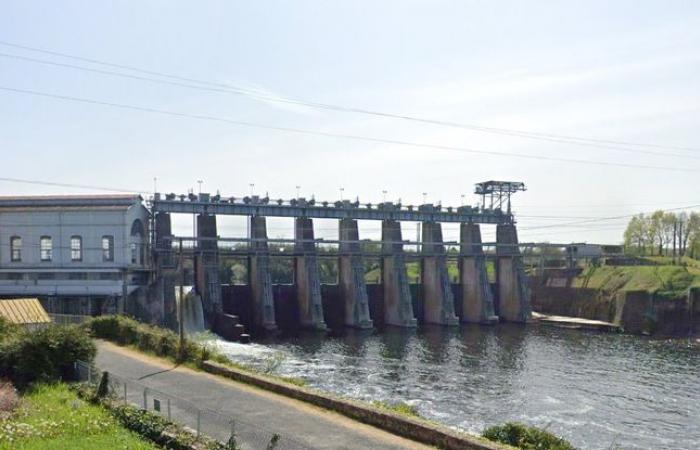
[152, 196, 511, 224]
[75, 361, 310, 450]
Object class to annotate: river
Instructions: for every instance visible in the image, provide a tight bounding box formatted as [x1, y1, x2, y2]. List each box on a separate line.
[208, 325, 699, 449]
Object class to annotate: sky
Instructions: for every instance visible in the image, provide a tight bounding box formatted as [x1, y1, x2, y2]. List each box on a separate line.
[1, 1, 699, 245]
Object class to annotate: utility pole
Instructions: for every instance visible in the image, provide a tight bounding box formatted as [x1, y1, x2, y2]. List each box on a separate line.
[673, 220, 678, 264]
[178, 238, 185, 357]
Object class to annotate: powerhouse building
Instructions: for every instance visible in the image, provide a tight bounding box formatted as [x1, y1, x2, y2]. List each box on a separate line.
[0, 195, 151, 316]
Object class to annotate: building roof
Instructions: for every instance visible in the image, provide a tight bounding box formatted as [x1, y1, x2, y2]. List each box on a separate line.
[0, 298, 51, 324]
[0, 194, 142, 209]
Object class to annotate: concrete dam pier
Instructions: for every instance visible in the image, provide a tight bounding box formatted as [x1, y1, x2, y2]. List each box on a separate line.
[151, 181, 531, 337]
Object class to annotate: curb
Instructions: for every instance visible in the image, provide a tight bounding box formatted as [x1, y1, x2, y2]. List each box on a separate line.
[201, 360, 508, 450]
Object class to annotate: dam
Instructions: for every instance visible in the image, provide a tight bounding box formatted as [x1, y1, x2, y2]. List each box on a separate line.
[150, 181, 531, 337]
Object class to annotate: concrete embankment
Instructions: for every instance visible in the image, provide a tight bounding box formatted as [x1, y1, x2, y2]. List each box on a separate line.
[532, 276, 700, 335]
[201, 360, 507, 450]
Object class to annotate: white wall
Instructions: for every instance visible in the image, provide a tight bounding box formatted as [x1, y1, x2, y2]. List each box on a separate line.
[0, 207, 132, 269]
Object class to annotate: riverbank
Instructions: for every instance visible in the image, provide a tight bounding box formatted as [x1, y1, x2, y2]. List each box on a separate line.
[532, 264, 700, 335]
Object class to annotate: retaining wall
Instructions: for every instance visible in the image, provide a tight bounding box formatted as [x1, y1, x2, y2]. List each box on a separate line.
[201, 360, 507, 450]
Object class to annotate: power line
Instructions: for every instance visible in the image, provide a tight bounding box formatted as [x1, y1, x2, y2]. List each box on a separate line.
[0, 176, 146, 194]
[1, 85, 698, 173]
[0, 40, 697, 154]
[520, 203, 700, 231]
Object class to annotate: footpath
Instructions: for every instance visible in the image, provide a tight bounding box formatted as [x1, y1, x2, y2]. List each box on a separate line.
[95, 341, 431, 450]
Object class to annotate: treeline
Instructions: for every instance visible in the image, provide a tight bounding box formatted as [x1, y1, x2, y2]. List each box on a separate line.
[623, 211, 700, 257]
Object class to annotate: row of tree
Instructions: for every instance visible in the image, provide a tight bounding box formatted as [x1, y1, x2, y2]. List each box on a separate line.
[623, 211, 700, 257]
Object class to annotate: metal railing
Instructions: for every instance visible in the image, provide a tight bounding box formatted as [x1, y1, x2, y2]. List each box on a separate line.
[75, 361, 309, 450]
[50, 313, 92, 325]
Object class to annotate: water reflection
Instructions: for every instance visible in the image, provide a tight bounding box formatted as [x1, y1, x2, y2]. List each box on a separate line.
[213, 326, 700, 449]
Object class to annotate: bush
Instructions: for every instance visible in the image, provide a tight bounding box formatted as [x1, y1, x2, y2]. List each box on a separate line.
[0, 317, 18, 339]
[85, 316, 199, 363]
[0, 325, 96, 387]
[483, 422, 578, 450]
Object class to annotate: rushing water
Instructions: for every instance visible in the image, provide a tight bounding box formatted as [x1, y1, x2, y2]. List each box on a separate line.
[209, 325, 700, 450]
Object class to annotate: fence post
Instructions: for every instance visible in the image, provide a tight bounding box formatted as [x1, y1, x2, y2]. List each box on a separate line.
[87, 364, 92, 384]
[167, 398, 171, 421]
[143, 388, 148, 410]
[196, 410, 201, 439]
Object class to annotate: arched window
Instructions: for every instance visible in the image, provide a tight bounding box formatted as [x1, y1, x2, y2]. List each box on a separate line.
[10, 236, 21, 262]
[40, 236, 52, 262]
[130, 219, 145, 237]
[130, 219, 146, 265]
[70, 235, 82, 261]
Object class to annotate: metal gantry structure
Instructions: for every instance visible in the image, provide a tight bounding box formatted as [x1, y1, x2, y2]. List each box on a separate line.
[474, 181, 526, 215]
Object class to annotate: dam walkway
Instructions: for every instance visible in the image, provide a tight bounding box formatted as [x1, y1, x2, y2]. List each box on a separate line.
[95, 341, 431, 450]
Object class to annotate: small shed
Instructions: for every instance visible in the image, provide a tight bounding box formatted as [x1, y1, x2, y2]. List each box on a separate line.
[0, 298, 51, 330]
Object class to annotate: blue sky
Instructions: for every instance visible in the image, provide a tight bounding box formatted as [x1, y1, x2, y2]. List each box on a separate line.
[1, 1, 699, 244]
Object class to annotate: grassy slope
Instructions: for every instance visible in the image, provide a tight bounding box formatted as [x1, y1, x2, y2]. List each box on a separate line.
[0, 384, 157, 450]
[573, 260, 700, 298]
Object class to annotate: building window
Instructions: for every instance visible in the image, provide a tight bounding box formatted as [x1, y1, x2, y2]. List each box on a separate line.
[70, 235, 82, 261]
[10, 236, 21, 262]
[40, 236, 52, 262]
[130, 243, 137, 264]
[102, 235, 114, 262]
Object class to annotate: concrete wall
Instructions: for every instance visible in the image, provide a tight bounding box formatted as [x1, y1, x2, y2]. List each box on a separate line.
[533, 280, 700, 335]
[459, 223, 497, 324]
[495, 224, 531, 322]
[421, 222, 458, 326]
[196, 214, 222, 326]
[0, 207, 132, 268]
[294, 217, 327, 331]
[249, 216, 277, 332]
[381, 220, 417, 327]
[531, 282, 615, 322]
[338, 218, 373, 329]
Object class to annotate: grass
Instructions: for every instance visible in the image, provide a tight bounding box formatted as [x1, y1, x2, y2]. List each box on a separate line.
[573, 264, 699, 299]
[0, 383, 158, 450]
[372, 400, 421, 418]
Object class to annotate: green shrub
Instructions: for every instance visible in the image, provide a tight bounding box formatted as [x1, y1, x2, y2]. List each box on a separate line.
[483, 422, 578, 450]
[0, 325, 96, 387]
[85, 316, 307, 387]
[85, 316, 198, 363]
[0, 317, 19, 340]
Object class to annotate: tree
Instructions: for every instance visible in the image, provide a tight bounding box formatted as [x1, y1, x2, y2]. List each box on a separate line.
[650, 210, 667, 256]
[624, 214, 647, 255]
[662, 212, 677, 257]
[687, 212, 700, 258]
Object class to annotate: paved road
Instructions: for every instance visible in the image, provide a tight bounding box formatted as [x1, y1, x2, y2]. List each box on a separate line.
[96, 341, 431, 450]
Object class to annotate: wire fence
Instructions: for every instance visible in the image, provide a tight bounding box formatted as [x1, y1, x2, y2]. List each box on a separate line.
[50, 313, 92, 325]
[75, 361, 311, 450]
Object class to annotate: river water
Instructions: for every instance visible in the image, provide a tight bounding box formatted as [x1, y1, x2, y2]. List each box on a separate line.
[209, 325, 699, 450]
